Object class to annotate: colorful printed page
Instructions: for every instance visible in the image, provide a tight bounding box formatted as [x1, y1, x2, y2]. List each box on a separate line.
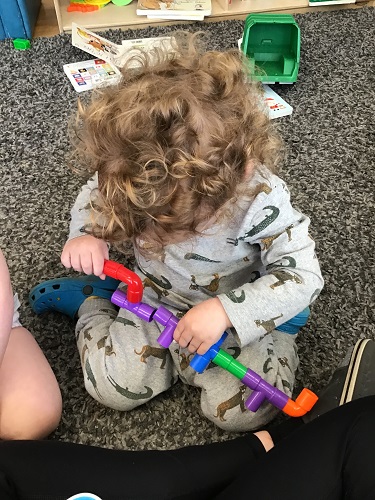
[63, 59, 122, 92]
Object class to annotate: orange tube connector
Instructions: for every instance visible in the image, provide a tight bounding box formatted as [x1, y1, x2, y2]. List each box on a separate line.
[283, 388, 319, 417]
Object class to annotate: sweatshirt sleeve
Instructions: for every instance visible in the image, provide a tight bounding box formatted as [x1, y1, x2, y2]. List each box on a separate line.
[68, 173, 99, 241]
[217, 176, 324, 347]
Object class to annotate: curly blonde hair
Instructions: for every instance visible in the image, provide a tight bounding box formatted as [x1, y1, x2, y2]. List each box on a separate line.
[71, 32, 283, 256]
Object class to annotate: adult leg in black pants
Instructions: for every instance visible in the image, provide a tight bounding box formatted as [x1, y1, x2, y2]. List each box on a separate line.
[0, 396, 374, 500]
[217, 395, 375, 500]
[1, 339, 374, 500]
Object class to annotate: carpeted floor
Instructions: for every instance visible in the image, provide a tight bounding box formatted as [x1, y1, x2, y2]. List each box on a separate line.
[0, 7, 374, 450]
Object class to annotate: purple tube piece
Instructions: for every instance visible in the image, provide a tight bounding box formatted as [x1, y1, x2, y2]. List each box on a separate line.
[111, 289, 155, 322]
[245, 391, 267, 412]
[242, 368, 289, 412]
[153, 307, 179, 348]
[152, 306, 174, 325]
[110, 286, 292, 414]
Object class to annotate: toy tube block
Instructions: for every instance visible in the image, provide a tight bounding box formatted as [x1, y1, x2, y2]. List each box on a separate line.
[153, 307, 179, 348]
[245, 390, 267, 411]
[103, 260, 143, 303]
[242, 369, 290, 412]
[211, 349, 248, 380]
[282, 388, 319, 417]
[111, 289, 155, 322]
[202, 349, 290, 413]
[189, 333, 228, 373]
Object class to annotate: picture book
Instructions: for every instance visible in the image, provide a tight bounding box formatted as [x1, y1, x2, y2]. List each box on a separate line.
[136, 0, 211, 17]
[67, 26, 292, 116]
[120, 36, 174, 61]
[309, 0, 354, 5]
[63, 59, 122, 92]
[71, 23, 173, 68]
[145, 12, 205, 20]
[72, 23, 123, 66]
[262, 85, 293, 119]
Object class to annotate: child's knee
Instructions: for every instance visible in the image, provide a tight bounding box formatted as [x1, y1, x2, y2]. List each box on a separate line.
[31, 395, 62, 438]
[201, 395, 279, 432]
[84, 379, 150, 411]
[82, 360, 156, 411]
[0, 391, 62, 440]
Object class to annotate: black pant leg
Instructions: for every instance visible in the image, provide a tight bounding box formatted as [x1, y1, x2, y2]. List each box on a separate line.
[0, 434, 265, 500]
[2, 396, 375, 500]
[216, 395, 375, 500]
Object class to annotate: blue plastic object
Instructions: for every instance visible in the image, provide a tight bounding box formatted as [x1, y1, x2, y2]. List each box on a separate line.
[0, 0, 41, 40]
[29, 275, 120, 318]
[189, 332, 228, 373]
[276, 307, 311, 334]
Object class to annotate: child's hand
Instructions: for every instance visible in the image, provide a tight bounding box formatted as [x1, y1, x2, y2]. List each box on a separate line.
[61, 235, 109, 280]
[173, 298, 232, 355]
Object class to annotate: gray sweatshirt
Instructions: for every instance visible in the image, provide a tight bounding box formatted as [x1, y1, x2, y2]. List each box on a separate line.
[68, 171, 324, 347]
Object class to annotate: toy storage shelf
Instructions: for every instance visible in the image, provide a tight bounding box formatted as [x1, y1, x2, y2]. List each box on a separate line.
[53, 0, 308, 33]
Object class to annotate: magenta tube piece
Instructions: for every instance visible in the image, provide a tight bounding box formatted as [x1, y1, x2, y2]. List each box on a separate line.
[111, 289, 155, 322]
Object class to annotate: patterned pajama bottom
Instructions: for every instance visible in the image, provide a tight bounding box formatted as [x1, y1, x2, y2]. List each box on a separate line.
[76, 294, 299, 432]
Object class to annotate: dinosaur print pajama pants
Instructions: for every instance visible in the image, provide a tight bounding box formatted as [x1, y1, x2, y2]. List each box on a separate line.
[75, 291, 299, 432]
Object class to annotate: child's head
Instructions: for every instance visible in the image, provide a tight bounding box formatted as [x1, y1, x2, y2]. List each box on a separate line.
[73, 32, 283, 255]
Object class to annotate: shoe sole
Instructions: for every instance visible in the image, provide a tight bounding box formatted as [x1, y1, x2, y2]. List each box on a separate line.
[339, 338, 372, 405]
[29, 276, 120, 317]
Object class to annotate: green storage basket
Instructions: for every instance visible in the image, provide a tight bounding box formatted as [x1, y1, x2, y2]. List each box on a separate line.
[241, 14, 300, 84]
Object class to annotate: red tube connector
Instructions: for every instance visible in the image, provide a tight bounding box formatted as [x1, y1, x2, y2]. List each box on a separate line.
[103, 260, 143, 303]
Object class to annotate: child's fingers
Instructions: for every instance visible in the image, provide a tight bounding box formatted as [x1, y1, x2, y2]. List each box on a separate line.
[187, 340, 202, 354]
[69, 254, 84, 274]
[173, 327, 182, 342]
[61, 251, 72, 269]
[79, 254, 94, 276]
[177, 332, 193, 349]
[91, 243, 109, 278]
[196, 341, 210, 356]
[92, 253, 105, 278]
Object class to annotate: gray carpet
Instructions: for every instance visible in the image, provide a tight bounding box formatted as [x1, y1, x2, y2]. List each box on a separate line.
[0, 7, 374, 450]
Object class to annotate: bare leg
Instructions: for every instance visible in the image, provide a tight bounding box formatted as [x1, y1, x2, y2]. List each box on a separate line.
[254, 430, 274, 451]
[0, 326, 62, 439]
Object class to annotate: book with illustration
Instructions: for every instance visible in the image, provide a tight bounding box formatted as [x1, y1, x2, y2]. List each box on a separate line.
[66, 24, 293, 119]
[262, 85, 293, 119]
[136, 0, 211, 17]
[71, 23, 173, 67]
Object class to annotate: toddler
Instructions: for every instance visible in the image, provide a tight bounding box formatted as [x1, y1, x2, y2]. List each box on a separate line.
[0, 248, 62, 439]
[31, 34, 323, 431]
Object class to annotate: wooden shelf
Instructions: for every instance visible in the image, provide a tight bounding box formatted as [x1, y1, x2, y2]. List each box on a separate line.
[53, 0, 310, 32]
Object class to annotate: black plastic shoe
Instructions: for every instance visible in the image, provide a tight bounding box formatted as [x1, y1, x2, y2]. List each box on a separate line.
[304, 338, 375, 422]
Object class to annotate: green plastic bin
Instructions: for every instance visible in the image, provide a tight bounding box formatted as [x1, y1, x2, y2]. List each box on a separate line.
[241, 14, 300, 84]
